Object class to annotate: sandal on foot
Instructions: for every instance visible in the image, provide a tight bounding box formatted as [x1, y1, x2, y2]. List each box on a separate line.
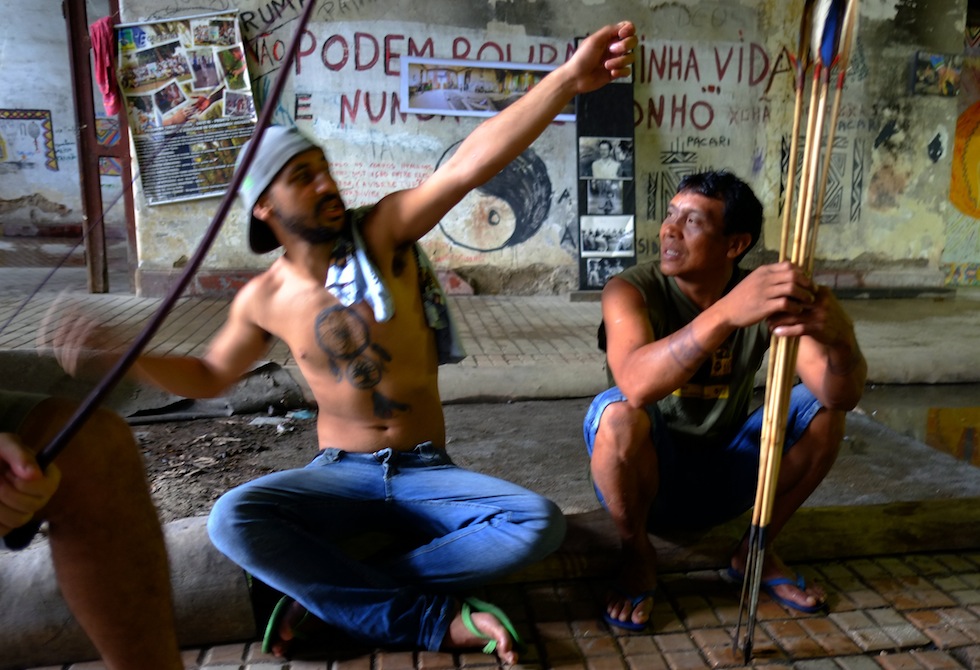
[725, 567, 826, 614]
[262, 595, 312, 655]
[603, 589, 656, 632]
[761, 573, 827, 614]
[461, 596, 524, 655]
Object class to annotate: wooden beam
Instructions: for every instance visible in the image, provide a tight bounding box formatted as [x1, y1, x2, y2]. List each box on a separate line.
[63, 0, 108, 293]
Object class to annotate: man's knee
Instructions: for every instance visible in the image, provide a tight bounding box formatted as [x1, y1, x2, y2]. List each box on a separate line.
[21, 399, 145, 499]
[207, 481, 277, 556]
[207, 485, 248, 546]
[595, 401, 651, 457]
[206, 494, 237, 556]
[802, 408, 846, 466]
[535, 497, 567, 553]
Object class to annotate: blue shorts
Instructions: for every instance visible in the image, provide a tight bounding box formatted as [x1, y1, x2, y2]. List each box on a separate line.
[583, 384, 823, 531]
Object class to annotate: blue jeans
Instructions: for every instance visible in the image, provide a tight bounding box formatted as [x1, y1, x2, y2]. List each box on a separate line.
[583, 384, 823, 530]
[207, 442, 565, 651]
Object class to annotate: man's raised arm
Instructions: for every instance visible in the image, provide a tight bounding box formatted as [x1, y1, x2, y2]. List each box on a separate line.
[373, 21, 637, 247]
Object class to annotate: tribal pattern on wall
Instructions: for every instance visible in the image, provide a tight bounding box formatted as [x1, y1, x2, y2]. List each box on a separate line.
[96, 117, 122, 177]
[778, 133, 863, 225]
[646, 138, 706, 223]
[966, 25, 980, 50]
[0, 109, 58, 171]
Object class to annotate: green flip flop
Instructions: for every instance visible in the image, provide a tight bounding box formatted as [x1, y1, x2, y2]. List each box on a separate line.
[262, 595, 312, 655]
[460, 596, 524, 655]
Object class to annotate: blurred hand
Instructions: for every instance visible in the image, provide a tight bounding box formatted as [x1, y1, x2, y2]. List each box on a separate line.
[569, 21, 638, 92]
[0, 433, 60, 536]
[36, 294, 127, 379]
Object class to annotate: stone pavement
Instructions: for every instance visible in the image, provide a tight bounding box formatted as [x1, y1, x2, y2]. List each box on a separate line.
[26, 550, 980, 670]
[1, 256, 979, 669]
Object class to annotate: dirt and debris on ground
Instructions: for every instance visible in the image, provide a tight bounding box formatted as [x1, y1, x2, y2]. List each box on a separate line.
[135, 412, 320, 523]
[133, 392, 980, 526]
[133, 398, 599, 524]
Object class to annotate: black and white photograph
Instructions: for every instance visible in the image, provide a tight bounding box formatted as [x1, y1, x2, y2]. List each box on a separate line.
[580, 215, 634, 257]
[579, 136, 633, 179]
[583, 256, 629, 289]
[585, 178, 624, 215]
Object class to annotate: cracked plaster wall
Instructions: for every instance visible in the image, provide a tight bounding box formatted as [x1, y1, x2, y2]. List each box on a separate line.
[20, 0, 975, 293]
[0, 1, 126, 236]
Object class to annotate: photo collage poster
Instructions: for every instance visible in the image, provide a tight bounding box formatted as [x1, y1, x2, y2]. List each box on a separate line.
[575, 82, 636, 291]
[116, 11, 255, 205]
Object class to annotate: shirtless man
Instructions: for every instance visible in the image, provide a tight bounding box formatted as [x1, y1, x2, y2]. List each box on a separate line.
[53, 21, 636, 664]
[0, 393, 182, 669]
[584, 170, 866, 631]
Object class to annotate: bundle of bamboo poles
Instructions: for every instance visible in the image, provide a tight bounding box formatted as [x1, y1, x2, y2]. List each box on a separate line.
[733, 0, 860, 661]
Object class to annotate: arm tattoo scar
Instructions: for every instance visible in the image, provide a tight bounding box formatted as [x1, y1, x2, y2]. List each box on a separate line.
[667, 328, 708, 372]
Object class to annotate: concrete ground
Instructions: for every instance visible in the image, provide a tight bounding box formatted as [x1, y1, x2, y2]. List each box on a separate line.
[0, 242, 979, 669]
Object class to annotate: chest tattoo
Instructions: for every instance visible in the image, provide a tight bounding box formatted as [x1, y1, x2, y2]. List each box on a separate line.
[314, 305, 409, 419]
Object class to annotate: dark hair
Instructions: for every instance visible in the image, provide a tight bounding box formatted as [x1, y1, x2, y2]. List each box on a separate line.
[676, 170, 763, 260]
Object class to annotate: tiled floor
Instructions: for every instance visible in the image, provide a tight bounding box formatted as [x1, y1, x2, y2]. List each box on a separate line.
[36, 552, 980, 670]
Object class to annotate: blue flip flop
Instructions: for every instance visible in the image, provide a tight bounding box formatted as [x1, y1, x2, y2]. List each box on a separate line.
[725, 567, 826, 614]
[603, 589, 656, 632]
[761, 574, 827, 614]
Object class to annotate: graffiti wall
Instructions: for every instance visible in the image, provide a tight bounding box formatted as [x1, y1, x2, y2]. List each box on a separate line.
[0, 3, 130, 235]
[0, 4, 80, 232]
[947, 23, 980, 286]
[113, 0, 971, 295]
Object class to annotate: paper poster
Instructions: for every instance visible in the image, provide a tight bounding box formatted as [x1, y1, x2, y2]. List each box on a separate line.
[912, 52, 963, 97]
[116, 11, 255, 205]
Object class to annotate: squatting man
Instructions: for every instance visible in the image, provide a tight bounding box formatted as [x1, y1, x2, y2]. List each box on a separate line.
[584, 170, 867, 631]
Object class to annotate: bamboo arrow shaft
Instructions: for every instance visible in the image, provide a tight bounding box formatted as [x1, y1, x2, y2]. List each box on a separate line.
[737, 1, 860, 659]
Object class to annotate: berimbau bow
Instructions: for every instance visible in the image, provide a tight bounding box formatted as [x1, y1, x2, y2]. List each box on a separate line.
[4, 0, 318, 550]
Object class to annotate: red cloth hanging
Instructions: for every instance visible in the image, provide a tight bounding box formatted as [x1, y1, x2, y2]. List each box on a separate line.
[89, 16, 121, 115]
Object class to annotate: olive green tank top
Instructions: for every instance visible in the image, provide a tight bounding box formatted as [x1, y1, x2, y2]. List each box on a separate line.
[605, 262, 770, 446]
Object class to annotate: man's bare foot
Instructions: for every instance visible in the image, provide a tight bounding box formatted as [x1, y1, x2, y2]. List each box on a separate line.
[263, 597, 332, 658]
[606, 541, 658, 630]
[730, 551, 826, 613]
[443, 601, 520, 666]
